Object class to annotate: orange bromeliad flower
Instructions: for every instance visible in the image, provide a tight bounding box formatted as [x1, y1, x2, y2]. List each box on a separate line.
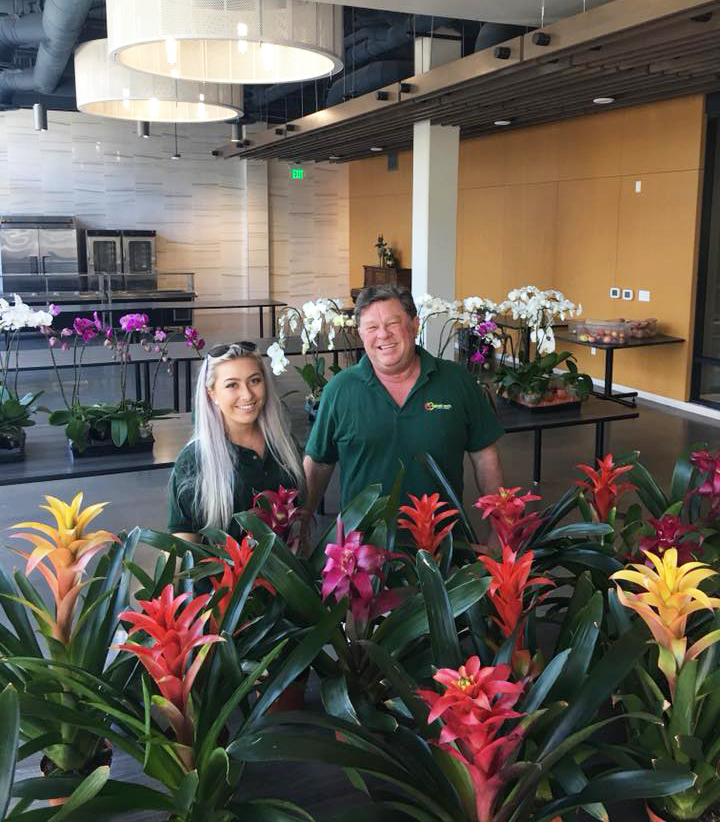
[205, 535, 275, 625]
[478, 545, 554, 651]
[118, 584, 223, 768]
[9, 493, 118, 645]
[612, 548, 720, 693]
[577, 454, 636, 522]
[397, 493, 458, 558]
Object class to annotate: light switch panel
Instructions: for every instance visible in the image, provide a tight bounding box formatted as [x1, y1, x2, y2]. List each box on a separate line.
[609, 287, 620, 299]
[638, 289, 650, 302]
[622, 288, 634, 301]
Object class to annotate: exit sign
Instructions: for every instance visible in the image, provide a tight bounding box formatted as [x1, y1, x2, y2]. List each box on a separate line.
[291, 168, 304, 180]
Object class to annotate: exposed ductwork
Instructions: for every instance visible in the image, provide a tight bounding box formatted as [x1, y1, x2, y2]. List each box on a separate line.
[0, 0, 94, 104]
[0, 12, 43, 57]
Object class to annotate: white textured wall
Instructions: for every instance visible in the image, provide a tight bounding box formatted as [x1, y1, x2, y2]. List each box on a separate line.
[269, 158, 349, 306]
[0, 108, 349, 302]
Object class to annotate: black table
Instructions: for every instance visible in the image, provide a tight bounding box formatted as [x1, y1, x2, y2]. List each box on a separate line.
[554, 332, 685, 406]
[496, 396, 639, 483]
[47, 298, 289, 337]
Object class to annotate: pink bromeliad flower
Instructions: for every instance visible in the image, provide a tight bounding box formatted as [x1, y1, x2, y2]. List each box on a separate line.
[118, 585, 222, 768]
[251, 486, 304, 544]
[397, 493, 458, 559]
[576, 454, 636, 522]
[322, 516, 388, 622]
[690, 450, 720, 517]
[474, 487, 543, 549]
[638, 515, 702, 564]
[418, 658, 526, 822]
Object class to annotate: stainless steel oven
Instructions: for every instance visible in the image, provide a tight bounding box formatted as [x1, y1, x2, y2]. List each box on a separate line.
[84, 229, 123, 293]
[122, 230, 156, 291]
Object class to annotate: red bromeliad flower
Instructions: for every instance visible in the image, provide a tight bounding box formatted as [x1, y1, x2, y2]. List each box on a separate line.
[251, 485, 304, 544]
[690, 450, 720, 516]
[478, 545, 554, 649]
[118, 585, 222, 767]
[638, 515, 702, 564]
[418, 658, 526, 822]
[576, 454, 636, 522]
[474, 487, 543, 549]
[397, 493, 459, 558]
[322, 516, 387, 622]
[205, 535, 275, 625]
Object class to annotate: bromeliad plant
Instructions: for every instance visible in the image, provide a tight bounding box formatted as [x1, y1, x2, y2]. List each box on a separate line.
[0, 493, 137, 774]
[612, 549, 720, 820]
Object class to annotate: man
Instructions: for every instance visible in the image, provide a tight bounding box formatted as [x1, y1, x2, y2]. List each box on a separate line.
[303, 285, 504, 518]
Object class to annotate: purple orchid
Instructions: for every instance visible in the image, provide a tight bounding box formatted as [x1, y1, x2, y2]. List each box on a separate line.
[72, 317, 99, 343]
[119, 313, 149, 333]
[184, 326, 205, 352]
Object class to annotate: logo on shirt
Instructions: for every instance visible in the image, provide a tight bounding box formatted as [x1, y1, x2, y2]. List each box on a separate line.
[424, 401, 452, 411]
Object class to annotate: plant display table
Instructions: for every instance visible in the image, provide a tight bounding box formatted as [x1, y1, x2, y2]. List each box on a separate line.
[554, 331, 685, 406]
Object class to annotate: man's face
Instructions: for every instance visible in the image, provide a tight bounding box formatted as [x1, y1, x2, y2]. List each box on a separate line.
[357, 298, 420, 375]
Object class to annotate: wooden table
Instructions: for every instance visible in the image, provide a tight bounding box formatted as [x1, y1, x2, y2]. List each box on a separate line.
[496, 396, 639, 483]
[48, 298, 289, 337]
[554, 331, 685, 406]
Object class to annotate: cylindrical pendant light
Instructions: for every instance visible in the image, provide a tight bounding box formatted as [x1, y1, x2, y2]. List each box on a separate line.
[106, 0, 343, 85]
[75, 39, 243, 123]
[33, 102, 48, 131]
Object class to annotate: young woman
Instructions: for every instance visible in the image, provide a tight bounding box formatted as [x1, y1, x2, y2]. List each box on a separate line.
[168, 341, 304, 542]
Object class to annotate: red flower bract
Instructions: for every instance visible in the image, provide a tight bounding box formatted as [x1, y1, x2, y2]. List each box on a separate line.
[638, 515, 702, 564]
[118, 584, 222, 764]
[322, 516, 386, 622]
[397, 492, 458, 558]
[418, 658, 526, 822]
[576, 453, 636, 522]
[474, 486, 543, 549]
[477, 545, 554, 649]
[204, 535, 275, 626]
[251, 485, 304, 544]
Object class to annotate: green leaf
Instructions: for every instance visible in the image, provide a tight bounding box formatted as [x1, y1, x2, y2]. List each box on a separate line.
[0, 567, 42, 657]
[548, 592, 603, 701]
[110, 417, 128, 447]
[520, 649, 571, 713]
[533, 769, 696, 822]
[625, 459, 669, 518]
[174, 770, 199, 813]
[670, 451, 697, 504]
[416, 551, 462, 669]
[668, 659, 697, 744]
[219, 533, 274, 636]
[246, 600, 346, 725]
[198, 747, 229, 803]
[47, 409, 70, 425]
[47, 766, 110, 821]
[533, 522, 614, 546]
[321, 676, 360, 724]
[0, 685, 19, 818]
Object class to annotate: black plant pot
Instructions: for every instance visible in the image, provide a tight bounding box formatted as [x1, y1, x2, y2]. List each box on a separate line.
[70, 431, 155, 458]
[0, 430, 26, 463]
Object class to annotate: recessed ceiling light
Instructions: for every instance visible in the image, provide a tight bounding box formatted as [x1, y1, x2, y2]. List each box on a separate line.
[171, 153, 181, 160]
[494, 119, 512, 126]
[593, 96, 615, 105]
[329, 154, 340, 160]
[370, 146, 383, 152]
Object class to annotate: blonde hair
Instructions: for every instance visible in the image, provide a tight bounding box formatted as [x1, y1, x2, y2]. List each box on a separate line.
[183, 345, 304, 532]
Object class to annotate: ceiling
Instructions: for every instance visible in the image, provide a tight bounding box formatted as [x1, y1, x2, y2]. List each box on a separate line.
[217, 0, 720, 163]
[316, 0, 614, 25]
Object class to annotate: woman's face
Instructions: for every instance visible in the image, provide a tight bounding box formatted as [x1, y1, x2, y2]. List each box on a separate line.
[208, 356, 266, 430]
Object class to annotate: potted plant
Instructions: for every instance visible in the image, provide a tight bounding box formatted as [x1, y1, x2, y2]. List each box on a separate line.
[0, 295, 53, 462]
[494, 351, 592, 410]
[44, 312, 205, 455]
[268, 299, 356, 420]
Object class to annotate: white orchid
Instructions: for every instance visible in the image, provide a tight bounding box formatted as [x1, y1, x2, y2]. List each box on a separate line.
[0, 294, 53, 331]
[266, 342, 289, 375]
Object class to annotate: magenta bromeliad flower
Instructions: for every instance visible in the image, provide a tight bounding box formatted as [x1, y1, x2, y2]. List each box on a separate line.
[322, 516, 387, 622]
[417, 657, 526, 822]
[690, 450, 720, 517]
[638, 514, 702, 564]
[119, 313, 149, 333]
[251, 485, 304, 543]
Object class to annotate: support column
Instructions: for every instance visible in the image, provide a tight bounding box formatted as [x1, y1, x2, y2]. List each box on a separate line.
[245, 158, 270, 299]
[411, 120, 460, 356]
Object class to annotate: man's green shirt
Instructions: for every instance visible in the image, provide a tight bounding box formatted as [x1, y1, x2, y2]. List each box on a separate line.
[305, 346, 504, 507]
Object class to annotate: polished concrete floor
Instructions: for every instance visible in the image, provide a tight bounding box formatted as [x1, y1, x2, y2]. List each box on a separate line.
[3, 309, 720, 819]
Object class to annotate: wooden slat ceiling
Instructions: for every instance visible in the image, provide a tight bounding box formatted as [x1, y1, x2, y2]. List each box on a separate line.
[215, 0, 720, 163]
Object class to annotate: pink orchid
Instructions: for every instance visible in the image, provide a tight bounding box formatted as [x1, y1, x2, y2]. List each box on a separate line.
[418, 658, 526, 822]
[119, 313, 149, 333]
[72, 317, 99, 343]
[154, 329, 168, 342]
[118, 584, 222, 767]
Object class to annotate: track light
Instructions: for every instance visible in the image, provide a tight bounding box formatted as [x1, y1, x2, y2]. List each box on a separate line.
[33, 102, 47, 132]
[137, 120, 150, 138]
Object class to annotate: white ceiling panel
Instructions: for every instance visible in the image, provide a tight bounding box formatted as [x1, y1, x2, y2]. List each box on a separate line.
[315, 0, 614, 25]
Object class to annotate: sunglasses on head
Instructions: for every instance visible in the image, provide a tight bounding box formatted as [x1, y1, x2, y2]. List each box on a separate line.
[207, 340, 257, 358]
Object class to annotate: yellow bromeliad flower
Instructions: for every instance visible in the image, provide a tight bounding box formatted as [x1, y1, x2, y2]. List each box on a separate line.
[611, 548, 720, 693]
[9, 492, 118, 645]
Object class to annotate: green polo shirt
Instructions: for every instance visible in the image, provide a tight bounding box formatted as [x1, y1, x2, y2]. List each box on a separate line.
[305, 346, 504, 508]
[167, 440, 296, 538]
